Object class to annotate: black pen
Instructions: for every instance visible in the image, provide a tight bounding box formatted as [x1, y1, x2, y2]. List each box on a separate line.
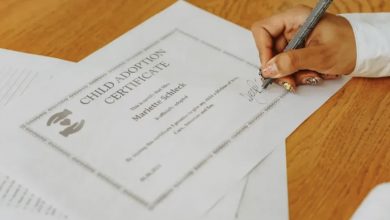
[260, 0, 333, 90]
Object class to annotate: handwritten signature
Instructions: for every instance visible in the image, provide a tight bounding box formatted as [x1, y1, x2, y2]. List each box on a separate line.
[239, 79, 266, 104]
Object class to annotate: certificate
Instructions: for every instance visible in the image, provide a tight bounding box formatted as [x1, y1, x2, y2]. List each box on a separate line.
[0, 2, 349, 220]
[23, 27, 285, 209]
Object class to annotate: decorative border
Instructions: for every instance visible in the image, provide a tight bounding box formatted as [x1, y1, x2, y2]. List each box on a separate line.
[21, 29, 288, 209]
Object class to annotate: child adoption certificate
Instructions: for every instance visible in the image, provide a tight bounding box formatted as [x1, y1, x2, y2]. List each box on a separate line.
[0, 2, 349, 220]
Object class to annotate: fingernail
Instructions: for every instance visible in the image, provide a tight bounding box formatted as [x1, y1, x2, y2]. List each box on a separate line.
[262, 62, 278, 78]
[304, 76, 322, 85]
[282, 82, 295, 93]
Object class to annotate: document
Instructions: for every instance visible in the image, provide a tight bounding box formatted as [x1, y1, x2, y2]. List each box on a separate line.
[0, 49, 74, 219]
[0, 2, 349, 220]
[236, 142, 289, 220]
[0, 208, 58, 220]
[201, 179, 246, 220]
[0, 49, 72, 108]
[202, 141, 289, 220]
[0, 171, 68, 219]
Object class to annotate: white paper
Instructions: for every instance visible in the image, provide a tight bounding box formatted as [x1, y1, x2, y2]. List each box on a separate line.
[236, 142, 289, 220]
[202, 141, 289, 220]
[0, 171, 68, 219]
[0, 208, 58, 220]
[200, 180, 246, 220]
[0, 49, 74, 219]
[0, 2, 349, 220]
[0, 49, 72, 108]
[352, 183, 390, 220]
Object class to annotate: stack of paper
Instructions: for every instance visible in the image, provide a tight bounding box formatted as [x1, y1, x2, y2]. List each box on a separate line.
[0, 2, 349, 220]
[0, 50, 75, 219]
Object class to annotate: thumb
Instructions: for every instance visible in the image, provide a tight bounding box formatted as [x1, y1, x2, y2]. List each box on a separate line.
[262, 46, 328, 78]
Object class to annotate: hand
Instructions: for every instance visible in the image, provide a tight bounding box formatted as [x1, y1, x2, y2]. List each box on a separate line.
[251, 5, 356, 92]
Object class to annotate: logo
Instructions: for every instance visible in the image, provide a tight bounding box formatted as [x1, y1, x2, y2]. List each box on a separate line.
[47, 109, 85, 137]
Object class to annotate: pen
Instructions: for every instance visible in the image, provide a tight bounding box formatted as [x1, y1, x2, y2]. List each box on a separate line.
[260, 0, 333, 90]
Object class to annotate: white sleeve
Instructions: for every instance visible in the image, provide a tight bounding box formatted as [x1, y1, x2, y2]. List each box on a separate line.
[340, 13, 390, 78]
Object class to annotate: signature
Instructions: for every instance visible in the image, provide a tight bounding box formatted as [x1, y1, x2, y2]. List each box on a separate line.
[239, 79, 266, 104]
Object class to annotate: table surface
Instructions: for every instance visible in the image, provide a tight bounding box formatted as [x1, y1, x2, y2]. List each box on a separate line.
[0, 0, 389, 219]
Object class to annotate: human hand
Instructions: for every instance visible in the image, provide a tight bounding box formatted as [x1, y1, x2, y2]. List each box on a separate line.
[251, 5, 356, 92]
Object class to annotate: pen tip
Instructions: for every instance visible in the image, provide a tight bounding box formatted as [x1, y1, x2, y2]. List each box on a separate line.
[261, 78, 272, 89]
[258, 69, 265, 82]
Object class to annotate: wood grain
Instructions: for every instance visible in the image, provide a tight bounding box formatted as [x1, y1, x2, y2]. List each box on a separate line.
[189, 0, 390, 29]
[286, 77, 390, 219]
[0, 0, 389, 219]
[0, 0, 176, 61]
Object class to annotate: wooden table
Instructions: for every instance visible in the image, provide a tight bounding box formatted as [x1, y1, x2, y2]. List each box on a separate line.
[0, 0, 389, 219]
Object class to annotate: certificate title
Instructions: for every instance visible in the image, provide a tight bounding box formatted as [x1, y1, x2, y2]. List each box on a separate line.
[80, 49, 169, 105]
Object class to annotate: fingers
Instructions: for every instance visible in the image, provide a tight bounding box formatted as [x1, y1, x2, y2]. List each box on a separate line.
[251, 5, 312, 66]
[251, 26, 274, 65]
[273, 71, 342, 92]
[252, 4, 345, 92]
[294, 71, 341, 85]
[294, 71, 322, 85]
[274, 76, 296, 92]
[262, 46, 332, 78]
[251, 18, 287, 65]
[274, 35, 288, 53]
[320, 74, 341, 80]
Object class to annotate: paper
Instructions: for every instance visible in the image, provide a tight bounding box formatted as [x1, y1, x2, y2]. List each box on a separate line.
[202, 141, 289, 220]
[0, 208, 58, 220]
[352, 183, 390, 220]
[236, 142, 289, 220]
[200, 180, 247, 220]
[0, 49, 74, 219]
[0, 49, 72, 108]
[0, 2, 349, 220]
[0, 171, 68, 219]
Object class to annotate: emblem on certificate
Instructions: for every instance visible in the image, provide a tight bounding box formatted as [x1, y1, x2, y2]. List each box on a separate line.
[46, 109, 85, 137]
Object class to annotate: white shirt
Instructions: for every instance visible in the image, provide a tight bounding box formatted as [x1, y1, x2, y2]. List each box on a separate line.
[341, 13, 390, 77]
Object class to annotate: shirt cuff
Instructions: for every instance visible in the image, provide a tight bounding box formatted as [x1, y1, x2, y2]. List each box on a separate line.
[340, 13, 390, 78]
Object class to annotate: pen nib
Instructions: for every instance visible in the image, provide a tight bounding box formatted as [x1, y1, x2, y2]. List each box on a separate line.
[258, 69, 272, 89]
[258, 69, 264, 80]
[261, 79, 272, 89]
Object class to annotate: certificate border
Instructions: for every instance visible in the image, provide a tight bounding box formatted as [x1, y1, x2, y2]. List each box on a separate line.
[21, 29, 288, 209]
